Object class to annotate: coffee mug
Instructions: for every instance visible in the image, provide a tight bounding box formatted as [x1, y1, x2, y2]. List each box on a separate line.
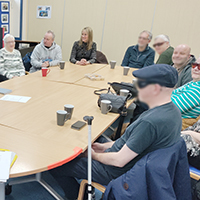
[59, 61, 65, 70]
[123, 66, 130, 76]
[110, 60, 116, 69]
[56, 110, 70, 126]
[100, 100, 112, 114]
[120, 89, 132, 98]
[64, 104, 74, 120]
[42, 67, 50, 77]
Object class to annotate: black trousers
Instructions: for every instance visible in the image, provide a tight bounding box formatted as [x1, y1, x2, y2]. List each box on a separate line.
[0, 74, 8, 82]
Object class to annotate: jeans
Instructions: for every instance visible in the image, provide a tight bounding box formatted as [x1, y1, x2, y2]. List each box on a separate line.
[50, 156, 113, 200]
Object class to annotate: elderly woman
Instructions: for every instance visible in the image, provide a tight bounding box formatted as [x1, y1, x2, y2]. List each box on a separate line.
[0, 34, 25, 82]
[153, 34, 174, 65]
[70, 27, 96, 65]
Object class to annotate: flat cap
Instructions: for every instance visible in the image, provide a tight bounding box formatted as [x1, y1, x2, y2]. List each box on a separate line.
[132, 64, 178, 88]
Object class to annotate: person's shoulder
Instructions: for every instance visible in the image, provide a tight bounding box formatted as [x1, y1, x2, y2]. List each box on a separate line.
[73, 41, 79, 46]
[143, 102, 179, 121]
[13, 49, 21, 55]
[33, 43, 42, 51]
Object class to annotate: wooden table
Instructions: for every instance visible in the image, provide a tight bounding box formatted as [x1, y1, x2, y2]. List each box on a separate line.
[75, 65, 137, 89]
[0, 62, 134, 199]
[29, 62, 107, 84]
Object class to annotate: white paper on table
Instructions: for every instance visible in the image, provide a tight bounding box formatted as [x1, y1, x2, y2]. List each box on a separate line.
[0, 95, 31, 103]
[0, 151, 12, 182]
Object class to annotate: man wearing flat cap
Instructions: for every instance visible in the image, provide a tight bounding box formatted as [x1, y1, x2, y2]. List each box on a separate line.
[50, 64, 182, 200]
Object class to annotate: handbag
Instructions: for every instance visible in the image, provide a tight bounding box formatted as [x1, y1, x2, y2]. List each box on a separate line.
[108, 82, 138, 98]
[94, 88, 128, 113]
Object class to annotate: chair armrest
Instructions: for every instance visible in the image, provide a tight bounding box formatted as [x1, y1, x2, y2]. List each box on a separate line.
[78, 179, 106, 200]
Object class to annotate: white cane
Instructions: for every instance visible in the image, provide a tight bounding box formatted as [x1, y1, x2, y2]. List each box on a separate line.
[83, 116, 94, 200]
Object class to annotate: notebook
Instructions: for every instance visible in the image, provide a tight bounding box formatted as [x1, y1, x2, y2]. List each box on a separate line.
[0, 151, 12, 182]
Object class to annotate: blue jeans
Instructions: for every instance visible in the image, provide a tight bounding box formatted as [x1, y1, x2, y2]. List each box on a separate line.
[49, 155, 113, 199]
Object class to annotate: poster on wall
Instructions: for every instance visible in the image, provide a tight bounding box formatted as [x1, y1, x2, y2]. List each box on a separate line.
[0, 1, 10, 35]
[37, 5, 52, 19]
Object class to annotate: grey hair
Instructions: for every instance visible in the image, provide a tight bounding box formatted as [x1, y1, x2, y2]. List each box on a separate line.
[46, 30, 55, 40]
[155, 34, 170, 44]
[3, 34, 14, 43]
[140, 30, 153, 40]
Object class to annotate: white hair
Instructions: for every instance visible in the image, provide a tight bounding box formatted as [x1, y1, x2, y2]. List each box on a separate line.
[46, 30, 55, 40]
[155, 34, 170, 44]
[140, 30, 153, 40]
[3, 34, 15, 43]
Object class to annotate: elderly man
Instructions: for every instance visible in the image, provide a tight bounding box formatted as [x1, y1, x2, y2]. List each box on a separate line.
[171, 57, 200, 119]
[121, 30, 155, 68]
[172, 44, 195, 88]
[153, 34, 174, 65]
[30, 30, 62, 73]
[0, 34, 25, 82]
[50, 64, 181, 200]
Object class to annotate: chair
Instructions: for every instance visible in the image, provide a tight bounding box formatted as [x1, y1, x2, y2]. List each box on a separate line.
[96, 50, 108, 64]
[78, 138, 192, 200]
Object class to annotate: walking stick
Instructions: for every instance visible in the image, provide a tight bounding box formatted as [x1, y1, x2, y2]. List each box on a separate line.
[83, 116, 94, 200]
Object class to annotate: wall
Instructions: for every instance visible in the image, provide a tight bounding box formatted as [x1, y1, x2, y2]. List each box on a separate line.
[25, 0, 200, 64]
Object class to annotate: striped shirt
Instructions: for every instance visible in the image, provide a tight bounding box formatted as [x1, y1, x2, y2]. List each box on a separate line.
[171, 81, 200, 119]
[0, 48, 25, 79]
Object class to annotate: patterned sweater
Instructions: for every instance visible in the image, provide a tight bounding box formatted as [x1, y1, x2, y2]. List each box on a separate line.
[0, 48, 25, 79]
[171, 81, 200, 119]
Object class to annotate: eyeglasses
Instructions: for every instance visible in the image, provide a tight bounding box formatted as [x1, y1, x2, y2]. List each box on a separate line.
[153, 42, 165, 48]
[138, 37, 149, 41]
[136, 79, 155, 89]
[192, 63, 200, 70]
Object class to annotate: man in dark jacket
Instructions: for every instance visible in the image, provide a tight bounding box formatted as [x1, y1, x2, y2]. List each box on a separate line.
[172, 44, 196, 88]
[121, 30, 155, 68]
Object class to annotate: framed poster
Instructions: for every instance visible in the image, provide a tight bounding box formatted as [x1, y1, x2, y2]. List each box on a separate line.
[0, 1, 10, 35]
[37, 5, 52, 19]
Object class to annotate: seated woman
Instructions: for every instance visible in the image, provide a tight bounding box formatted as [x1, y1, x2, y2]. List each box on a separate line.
[69, 27, 96, 65]
[0, 34, 25, 82]
[153, 34, 174, 65]
[181, 116, 200, 169]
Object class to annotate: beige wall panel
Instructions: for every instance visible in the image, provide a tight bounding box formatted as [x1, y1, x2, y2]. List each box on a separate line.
[62, 0, 106, 61]
[152, 0, 200, 59]
[102, 0, 156, 65]
[27, 0, 65, 45]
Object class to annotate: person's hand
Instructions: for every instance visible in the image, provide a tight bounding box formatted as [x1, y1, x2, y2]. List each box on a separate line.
[42, 61, 49, 68]
[92, 142, 106, 153]
[76, 59, 89, 66]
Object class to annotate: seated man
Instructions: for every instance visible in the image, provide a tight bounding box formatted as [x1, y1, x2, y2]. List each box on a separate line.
[29, 30, 62, 73]
[50, 64, 181, 200]
[153, 34, 174, 65]
[0, 34, 25, 81]
[172, 44, 195, 88]
[121, 30, 155, 68]
[171, 57, 200, 119]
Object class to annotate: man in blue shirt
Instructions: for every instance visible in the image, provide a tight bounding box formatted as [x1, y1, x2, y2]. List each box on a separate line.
[121, 30, 155, 68]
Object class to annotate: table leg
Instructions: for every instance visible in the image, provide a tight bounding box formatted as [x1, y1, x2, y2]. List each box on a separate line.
[0, 182, 5, 200]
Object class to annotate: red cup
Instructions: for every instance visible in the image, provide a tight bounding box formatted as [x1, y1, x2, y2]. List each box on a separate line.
[42, 67, 50, 77]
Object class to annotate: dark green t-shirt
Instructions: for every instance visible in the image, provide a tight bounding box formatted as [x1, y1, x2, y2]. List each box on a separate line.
[156, 46, 174, 65]
[104, 102, 182, 178]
